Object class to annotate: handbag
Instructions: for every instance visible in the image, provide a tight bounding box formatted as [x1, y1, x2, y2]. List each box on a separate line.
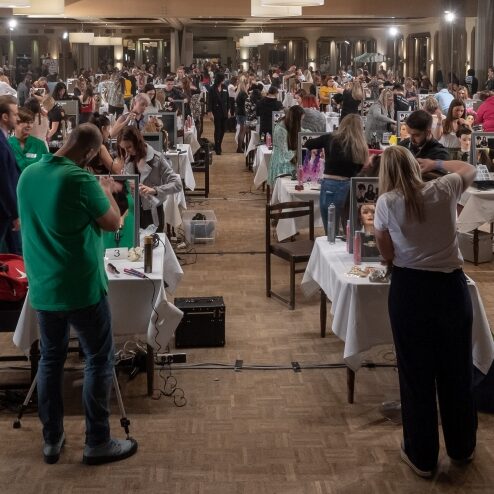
[0, 254, 28, 302]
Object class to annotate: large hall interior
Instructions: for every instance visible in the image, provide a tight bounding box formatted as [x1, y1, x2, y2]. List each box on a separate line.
[1, 0, 494, 492]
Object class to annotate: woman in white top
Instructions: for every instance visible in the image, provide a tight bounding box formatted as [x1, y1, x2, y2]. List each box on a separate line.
[423, 96, 445, 141]
[374, 146, 476, 478]
[439, 98, 468, 158]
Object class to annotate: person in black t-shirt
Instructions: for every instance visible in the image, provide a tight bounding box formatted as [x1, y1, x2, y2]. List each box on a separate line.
[398, 110, 450, 164]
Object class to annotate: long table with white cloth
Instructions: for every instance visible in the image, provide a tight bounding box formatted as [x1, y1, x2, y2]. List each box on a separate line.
[13, 234, 184, 396]
[165, 143, 196, 191]
[253, 144, 273, 188]
[271, 176, 323, 240]
[301, 237, 494, 402]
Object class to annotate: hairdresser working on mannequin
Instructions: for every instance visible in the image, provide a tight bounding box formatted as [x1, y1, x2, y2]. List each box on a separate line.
[374, 146, 476, 478]
[117, 126, 182, 232]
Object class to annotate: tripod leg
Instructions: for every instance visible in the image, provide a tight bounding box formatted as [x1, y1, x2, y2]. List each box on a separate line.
[112, 368, 130, 438]
[13, 372, 38, 429]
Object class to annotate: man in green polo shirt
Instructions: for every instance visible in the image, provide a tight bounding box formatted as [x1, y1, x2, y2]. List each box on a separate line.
[17, 123, 138, 465]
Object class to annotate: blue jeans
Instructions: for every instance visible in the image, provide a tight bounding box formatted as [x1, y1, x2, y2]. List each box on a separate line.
[36, 296, 114, 447]
[320, 178, 350, 235]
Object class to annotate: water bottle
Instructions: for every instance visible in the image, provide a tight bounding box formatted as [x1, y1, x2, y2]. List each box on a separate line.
[327, 203, 336, 244]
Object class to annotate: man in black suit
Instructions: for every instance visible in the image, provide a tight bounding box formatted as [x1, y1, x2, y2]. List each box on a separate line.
[207, 72, 229, 155]
[0, 95, 20, 253]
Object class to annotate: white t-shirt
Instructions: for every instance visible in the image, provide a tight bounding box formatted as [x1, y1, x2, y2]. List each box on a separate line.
[374, 174, 464, 272]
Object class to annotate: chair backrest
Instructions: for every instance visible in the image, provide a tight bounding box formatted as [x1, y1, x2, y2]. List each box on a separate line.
[266, 200, 315, 248]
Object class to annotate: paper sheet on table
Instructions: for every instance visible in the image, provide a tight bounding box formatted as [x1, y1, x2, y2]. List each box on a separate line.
[147, 299, 183, 350]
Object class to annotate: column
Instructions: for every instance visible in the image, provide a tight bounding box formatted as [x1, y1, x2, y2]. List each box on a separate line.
[474, 0, 494, 85]
[170, 30, 180, 71]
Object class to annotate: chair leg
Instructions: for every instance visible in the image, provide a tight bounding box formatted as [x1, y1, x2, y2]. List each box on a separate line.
[320, 289, 327, 338]
[347, 367, 355, 404]
[289, 260, 296, 310]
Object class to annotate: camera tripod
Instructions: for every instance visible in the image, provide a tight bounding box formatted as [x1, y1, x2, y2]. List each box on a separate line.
[13, 367, 131, 438]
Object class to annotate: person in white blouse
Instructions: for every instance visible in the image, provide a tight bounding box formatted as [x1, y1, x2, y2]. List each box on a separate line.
[374, 146, 477, 479]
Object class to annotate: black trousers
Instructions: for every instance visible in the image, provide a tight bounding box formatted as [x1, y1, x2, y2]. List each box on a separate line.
[140, 207, 165, 233]
[213, 114, 227, 153]
[389, 266, 476, 471]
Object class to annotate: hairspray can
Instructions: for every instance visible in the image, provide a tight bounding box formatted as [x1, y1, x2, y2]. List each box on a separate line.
[353, 231, 361, 265]
[144, 235, 153, 273]
[327, 203, 336, 244]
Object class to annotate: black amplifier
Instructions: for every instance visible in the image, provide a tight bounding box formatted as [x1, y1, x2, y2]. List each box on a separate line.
[174, 296, 225, 348]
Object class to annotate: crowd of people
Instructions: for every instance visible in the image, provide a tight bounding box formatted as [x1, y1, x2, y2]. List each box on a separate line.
[1, 57, 493, 476]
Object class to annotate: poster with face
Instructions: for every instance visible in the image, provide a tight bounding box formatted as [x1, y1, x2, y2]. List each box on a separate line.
[272, 110, 285, 136]
[397, 111, 413, 140]
[418, 94, 428, 109]
[297, 132, 328, 183]
[349, 177, 381, 260]
[471, 132, 494, 168]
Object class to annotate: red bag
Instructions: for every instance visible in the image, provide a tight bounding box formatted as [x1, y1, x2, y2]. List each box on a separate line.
[0, 254, 28, 302]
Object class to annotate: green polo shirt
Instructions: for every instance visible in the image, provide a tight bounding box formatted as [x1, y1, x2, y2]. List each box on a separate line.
[8, 135, 49, 172]
[17, 154, 111, 311]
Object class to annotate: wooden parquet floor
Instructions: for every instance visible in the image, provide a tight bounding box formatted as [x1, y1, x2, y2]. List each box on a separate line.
[1, 122, 494, 493]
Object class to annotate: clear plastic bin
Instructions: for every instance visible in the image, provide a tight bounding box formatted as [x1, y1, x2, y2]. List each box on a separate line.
[182, 210, 217, 244]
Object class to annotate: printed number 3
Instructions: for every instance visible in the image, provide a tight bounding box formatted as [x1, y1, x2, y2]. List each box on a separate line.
[114, 249, 120, 258]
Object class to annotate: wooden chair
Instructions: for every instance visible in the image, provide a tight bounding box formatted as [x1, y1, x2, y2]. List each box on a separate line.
[266, 200, 315, 310]
[187, 140, 211, 198]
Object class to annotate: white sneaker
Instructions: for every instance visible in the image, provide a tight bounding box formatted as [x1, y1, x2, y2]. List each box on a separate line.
[400, 446, 434, 478]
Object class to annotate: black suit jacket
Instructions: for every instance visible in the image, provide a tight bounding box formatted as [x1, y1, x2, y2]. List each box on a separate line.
[207, 84, 229, 118]
[398, 137, 450, 161]
[0, 131, 19, 220]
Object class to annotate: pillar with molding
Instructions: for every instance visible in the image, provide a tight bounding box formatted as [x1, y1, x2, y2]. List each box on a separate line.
[474, 0, 494, 85]
[170, 30, 180, 71]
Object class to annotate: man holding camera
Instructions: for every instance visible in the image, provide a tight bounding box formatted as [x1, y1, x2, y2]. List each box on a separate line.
[17, 123, 138, 465]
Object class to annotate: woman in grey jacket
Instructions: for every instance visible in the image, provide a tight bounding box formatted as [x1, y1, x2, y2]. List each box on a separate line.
[117, 126, 182, 232]
[365, 88, 396, 144]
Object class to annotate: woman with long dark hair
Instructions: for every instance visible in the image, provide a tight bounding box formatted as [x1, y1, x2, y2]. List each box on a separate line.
[116, 126, 182, 231]
[374, 146, 476, 477]
[267, 105, 306, 186]
[79, 86, 96, 123]
[143, 83, 163, 113]
[440, 98, 467, 159]
[86, 112, 121, 174]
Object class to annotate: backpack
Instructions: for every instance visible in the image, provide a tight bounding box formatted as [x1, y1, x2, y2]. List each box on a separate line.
[0, 254, 28, 302]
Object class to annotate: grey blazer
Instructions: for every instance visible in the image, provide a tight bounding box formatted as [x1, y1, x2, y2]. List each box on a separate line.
[365, 102, 396, 143]
[123, 144, 182, 211]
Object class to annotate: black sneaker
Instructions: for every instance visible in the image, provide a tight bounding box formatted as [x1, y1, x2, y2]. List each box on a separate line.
[83, 438, 138, 465]
[43, 432, 65, 464]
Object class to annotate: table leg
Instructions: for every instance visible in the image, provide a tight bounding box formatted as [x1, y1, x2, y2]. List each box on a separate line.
[347, 367, 355, 404]
[473, 228, 479, 266]
[320, 289, 327, 338]
[146, 344, 154, 396]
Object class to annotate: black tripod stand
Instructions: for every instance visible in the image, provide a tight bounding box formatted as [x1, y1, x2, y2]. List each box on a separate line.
[13, 368, 131, 438]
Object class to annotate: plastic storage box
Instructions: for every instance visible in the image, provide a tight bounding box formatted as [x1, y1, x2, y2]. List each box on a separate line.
[182, 210, 217, 243]
[458, 231, 493, 263]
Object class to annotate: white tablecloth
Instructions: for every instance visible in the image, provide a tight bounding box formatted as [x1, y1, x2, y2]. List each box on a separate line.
[245, 131, 260, 156]
[163, 189, 186, 228]
[457, 187, 494, 233]
[270, 177, 323, 241]
[253, 145, 272, 188]
[165, 143, 196, 191]
[301, 238, 494, 374]
[13, 235, 184, 353]
[184, 125, 200, 155]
